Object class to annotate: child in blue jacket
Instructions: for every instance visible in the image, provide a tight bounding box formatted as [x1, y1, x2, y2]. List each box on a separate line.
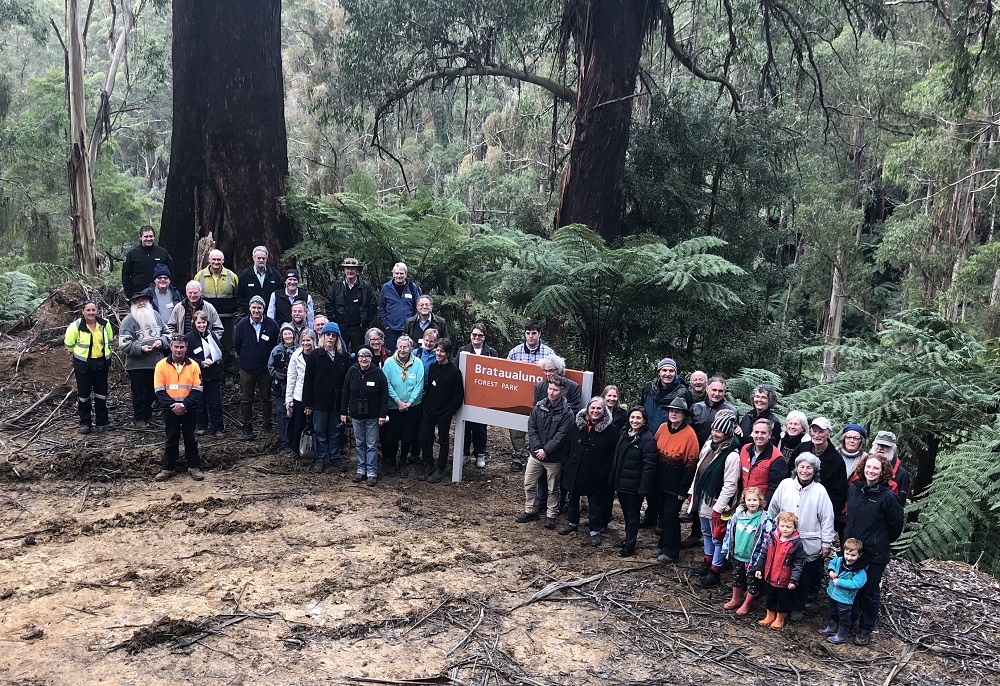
[820, 537, 868, 644]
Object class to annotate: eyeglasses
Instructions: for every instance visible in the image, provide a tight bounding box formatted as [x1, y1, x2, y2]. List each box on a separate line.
[470, 333, 484, 338]
[369, 337, 383, 342]
[358, 354, 372, 359]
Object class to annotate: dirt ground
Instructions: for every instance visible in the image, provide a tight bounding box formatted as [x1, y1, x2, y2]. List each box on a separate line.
[0, 292, 995, 685]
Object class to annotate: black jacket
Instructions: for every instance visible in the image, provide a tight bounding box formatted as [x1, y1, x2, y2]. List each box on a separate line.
[563, 407, 617, 494]
[403, 313, 449, 343]
[184, 330, 223, 383]
[422, 361, 464, 418]
[738, 409, 782, 447]
[527, 397, 575, 463]
[458, 342, 499, 358]
[534, 378, 584, 412]
[302, 347, 350, 412]
[122, 244, 172, 297]
[609, 405, 628, 432]
[844, 480, 905, 564]
[232, 315, 280, 373]
[327, 276, 377, 328]
[692, 399, 738, 446]
[613, 426, 657, 495]
[341, 363, 389, 419]
[236, 265, 283, 313]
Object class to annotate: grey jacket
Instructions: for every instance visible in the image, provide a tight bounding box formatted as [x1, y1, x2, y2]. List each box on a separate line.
[119, 311, 170, 370]
[167, 298, 224, 338]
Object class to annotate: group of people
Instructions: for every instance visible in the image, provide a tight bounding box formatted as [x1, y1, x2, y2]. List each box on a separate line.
[66, 228, 910, 647]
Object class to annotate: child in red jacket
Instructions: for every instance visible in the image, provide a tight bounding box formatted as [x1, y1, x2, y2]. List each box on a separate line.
[752, 511, 806, 629]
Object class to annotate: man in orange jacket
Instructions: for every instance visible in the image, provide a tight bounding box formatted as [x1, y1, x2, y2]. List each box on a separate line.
[154, 335, 204, 482]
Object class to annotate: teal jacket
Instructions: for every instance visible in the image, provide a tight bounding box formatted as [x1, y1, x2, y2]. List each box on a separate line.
[383, 353, 425, 406]
[826, 555, 868, 604]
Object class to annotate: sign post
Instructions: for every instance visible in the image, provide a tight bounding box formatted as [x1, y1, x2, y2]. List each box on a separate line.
[451, 352, 594, 483]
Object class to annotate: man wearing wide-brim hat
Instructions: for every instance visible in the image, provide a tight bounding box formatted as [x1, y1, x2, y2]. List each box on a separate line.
[327, 256, 376, 354]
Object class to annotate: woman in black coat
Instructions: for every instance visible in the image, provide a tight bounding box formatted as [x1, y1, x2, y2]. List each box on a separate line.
[844, 454, 905, 646]
[613, 407, 658, 557]
[559, 397, 619, 546]
[302, 324, 351, 472]
[458, 322, 498, 466]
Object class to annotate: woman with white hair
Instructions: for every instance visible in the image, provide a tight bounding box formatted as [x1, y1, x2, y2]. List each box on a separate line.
[779, 410, 809, 455]
[767, 452, 835, 621]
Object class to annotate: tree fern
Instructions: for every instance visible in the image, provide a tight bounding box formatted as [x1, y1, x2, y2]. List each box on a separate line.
[0, 271, 43, 325]
[896, 419, 1000, 577]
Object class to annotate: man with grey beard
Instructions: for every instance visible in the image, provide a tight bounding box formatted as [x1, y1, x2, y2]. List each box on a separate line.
[119, 290, 170, 428]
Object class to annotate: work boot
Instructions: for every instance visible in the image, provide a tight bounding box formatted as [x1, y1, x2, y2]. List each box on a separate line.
[770, 612, 788, 630]
[699, 570, 721, 588]
[544, 517, 557, 530]
[735, 593, 756, 616]
[367, 476, 377, 487]
[558, 524, 577, 535]
[723, 587, 745, 610]
[352, 473, 364, 483]
[758, 609, 777, 627]
[854, 630, 871, 646]
[154, 469, 175, 482]
[428, 468, 445, 483]
[188, 468, 205, 481]
[515, 512, 540, 524]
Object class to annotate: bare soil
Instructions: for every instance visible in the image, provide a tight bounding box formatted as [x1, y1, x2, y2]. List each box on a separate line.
[0, 298, 993, 685]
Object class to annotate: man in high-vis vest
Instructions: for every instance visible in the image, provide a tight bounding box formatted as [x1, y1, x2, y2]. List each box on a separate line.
[195, 249, 240, 376]
[153, 335, 204, 482]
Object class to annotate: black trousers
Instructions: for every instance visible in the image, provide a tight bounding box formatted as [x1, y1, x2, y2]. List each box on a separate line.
[657, 492, 685, 559]
[384, 407, 421, 467]
[793, 558, 824, 611]
[853, 560, 887, 632]
[828, 598, 852, 628]
[618, 492, 643, 553]
[765, 585, 796, 612]
[75, 358, 109, 426]
[419, 411, 453, 471]
[464, 422, 488, 456]
[732, 561, 764, 595]
[127, 368, 155, 422]
[163, 409, 201, 469]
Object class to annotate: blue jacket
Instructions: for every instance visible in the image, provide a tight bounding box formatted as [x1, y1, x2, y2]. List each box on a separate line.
[233, 315, 280, 373]
[383, 353, 425, 406]
[378, 278, 421, 331]
[826, 555, 868, 604]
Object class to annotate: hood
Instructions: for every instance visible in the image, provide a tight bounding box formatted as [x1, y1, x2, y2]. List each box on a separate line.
[575, 405, 612, 432]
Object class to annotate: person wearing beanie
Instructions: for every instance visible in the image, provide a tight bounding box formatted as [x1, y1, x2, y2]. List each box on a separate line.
[839, 424, 869, 478]
[122, 225, 172, 298]
[233, 294, 280, 438]
[267, 268, 314, 330]
[639, 356, 693, 529]
[341, 345, 390, 486]
[767, 451, 835, 621]
[268, 323, 299, 450]
[687, 409, 741, 587]
[302, 321, 351, 472]
[148, 263, 183, 321]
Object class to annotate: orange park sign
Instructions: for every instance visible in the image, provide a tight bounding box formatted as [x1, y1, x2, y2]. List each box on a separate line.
[449, 352, 594, 482]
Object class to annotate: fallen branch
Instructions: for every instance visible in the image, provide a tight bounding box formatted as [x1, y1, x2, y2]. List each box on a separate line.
[512, 565, 653, 610]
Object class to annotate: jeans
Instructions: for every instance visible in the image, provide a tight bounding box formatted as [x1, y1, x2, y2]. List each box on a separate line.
[163, 409, 201, 469]
[618, 492, 642, 553]
[566, 488, 610, 533]
[198, 378, 224, 433]
[127, 368, 155, 422]
[829, 598, 853, 629]
[352, 418, 380, 477]
[700, 515, 725, 569]
[524, 457, 561, 518]
[239, 370, 271, 432]
[657, 493, 685, 559]
[311, 409, 342, 464]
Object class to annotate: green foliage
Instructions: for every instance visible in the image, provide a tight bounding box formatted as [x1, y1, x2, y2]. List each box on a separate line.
[0, 270, 43, 324]
[896, 419, 1000, 578]
[728, 367, 784, 415]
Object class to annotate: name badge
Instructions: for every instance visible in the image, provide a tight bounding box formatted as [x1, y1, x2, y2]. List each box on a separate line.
[431, 380, 437, 386]
[261, 334, 270, 341]
[353, 298, 359, 303]
[366, 381, 375, 387]
[404, 293, 413, 299]
[168, 384, 180, 390]
[193, 347, 203, 354]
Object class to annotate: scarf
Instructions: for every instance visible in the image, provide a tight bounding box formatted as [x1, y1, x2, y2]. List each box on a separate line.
[201, 333, 222, 362]
[392, 351, 415, 381]
[695, 439, 732, 506]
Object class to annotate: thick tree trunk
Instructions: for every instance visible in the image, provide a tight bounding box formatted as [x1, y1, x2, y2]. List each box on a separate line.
[67, 0, 98, 276]
[556, 0, 654, 244]
[160, 0, 292, 281]
[821, 255, 846, 382]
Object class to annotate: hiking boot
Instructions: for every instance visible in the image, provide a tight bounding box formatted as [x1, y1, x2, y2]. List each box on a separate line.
[557, 524, 577, 535]
[78, 424, 92, 435]
[510, 460, 524, 472]
[352, 473, 365, 483]
[154, 469, 175, 482]
[475, 455, 486, 469]
[515, 512, 540, 524]
[590, 532, 601, 547]
[618, 546, 634, 558]
[311, 462, 324, 474]
[367, 476, 377, 487]
[544, 517, 557, 530]
[854, 631, 871, 646]
[188, 468, 205, 481]
[657, 554, 679, 564]
[428, 468, 445, 483]
[690, 560, 712, 576]
[698, 571, 721, 588]
[133, 420, 147, 430]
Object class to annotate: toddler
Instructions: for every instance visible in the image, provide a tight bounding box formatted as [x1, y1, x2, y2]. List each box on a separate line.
[752, 511, 806, 629]
[721, 486, 774, 616]
[820, 538, 868, 644]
